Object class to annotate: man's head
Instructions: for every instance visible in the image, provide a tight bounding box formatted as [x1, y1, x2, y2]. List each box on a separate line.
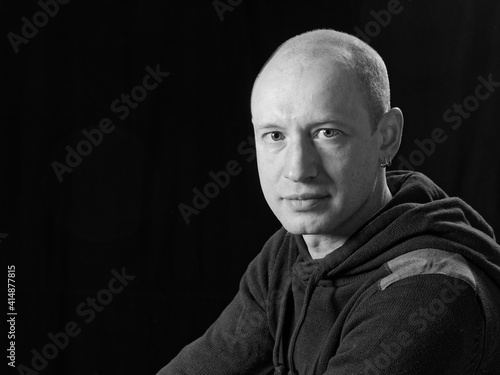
[251, 29, 403, 240]
[252, 29, 391, 132]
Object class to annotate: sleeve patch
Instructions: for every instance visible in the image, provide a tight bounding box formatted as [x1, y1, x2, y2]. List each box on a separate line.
[379, 248, 477, 291]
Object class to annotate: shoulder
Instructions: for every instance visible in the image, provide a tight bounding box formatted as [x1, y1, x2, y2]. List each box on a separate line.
[261, 226, 290, 253]
[379, 248, 476, 292]
[243, 227, 298, 302]
[346, 251, 486, 373]
[374, 248, 480, 329]
[365, 248, 496, 372]
[243, 227, 292, 283]
[258, 227, 297, 272]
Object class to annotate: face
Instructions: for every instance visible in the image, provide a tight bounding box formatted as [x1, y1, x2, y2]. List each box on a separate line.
[251, 56, 385, 237]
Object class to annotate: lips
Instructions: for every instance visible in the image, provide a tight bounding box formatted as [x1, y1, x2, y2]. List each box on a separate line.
[282, 193, 329, 211]
[283, 194, 328, 200]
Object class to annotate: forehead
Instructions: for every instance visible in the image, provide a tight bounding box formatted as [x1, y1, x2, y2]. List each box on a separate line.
[251, 55, 369, 128]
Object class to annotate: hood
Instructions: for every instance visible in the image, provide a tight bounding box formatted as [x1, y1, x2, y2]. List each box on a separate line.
[294, 170, 500, 285]
[280, 170, 500, 375]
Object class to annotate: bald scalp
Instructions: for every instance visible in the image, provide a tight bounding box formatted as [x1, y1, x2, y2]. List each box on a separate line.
[252, 29, 390, 132]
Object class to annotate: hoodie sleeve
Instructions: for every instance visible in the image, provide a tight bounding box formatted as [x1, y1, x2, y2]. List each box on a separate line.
[155, 240, 278, 375]
[322, 274, 484, 375]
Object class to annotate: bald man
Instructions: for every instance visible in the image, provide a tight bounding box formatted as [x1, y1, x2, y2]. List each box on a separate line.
[157, 29, 500, 375]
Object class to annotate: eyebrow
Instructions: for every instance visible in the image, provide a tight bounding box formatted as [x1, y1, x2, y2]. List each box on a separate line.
[254, 119, 350, 130]
[313, 119, 350, 128]
[254, 123, 285, 131]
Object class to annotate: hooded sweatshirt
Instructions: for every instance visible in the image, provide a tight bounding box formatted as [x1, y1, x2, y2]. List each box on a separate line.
[156, 171, 500, 374]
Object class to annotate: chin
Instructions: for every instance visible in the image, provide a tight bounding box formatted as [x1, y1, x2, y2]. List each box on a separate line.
[280, 214, 337, 235]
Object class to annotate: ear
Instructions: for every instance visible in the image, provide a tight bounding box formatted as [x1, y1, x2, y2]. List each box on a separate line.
[377, 107, 404, 163]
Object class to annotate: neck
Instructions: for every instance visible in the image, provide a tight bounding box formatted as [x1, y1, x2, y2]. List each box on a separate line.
[304, 180, 393, 260]
[303, 235, 345, 259]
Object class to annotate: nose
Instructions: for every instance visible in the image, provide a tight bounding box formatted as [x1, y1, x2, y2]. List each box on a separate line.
[283, 137, 318, 182]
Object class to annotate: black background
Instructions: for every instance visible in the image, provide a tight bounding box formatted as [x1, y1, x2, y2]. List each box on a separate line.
[2, 0, 500, 374]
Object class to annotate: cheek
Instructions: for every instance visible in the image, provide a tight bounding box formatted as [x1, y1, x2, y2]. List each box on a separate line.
[257, 146, 282, 180]
[318, 141, 356, 180]
[257, 151, 279, 197]
[349, 136, 379, 167]
[327, 140, 378, 192]
[346, 143, 379, 193]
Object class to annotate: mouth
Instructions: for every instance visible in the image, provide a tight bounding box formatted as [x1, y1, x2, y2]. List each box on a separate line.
[282, 194, 329, 211]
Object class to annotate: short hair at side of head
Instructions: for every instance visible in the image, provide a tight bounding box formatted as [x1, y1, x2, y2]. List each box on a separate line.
[252, 29, 391, 132]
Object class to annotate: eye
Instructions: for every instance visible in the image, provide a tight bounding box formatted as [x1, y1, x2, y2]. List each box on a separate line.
[265, 131, 285, 142]
[317, 129, 342, 139]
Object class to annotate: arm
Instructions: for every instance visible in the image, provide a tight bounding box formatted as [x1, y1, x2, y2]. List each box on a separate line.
[156, 248, 276, 375]
[324, 275, 484, 375]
